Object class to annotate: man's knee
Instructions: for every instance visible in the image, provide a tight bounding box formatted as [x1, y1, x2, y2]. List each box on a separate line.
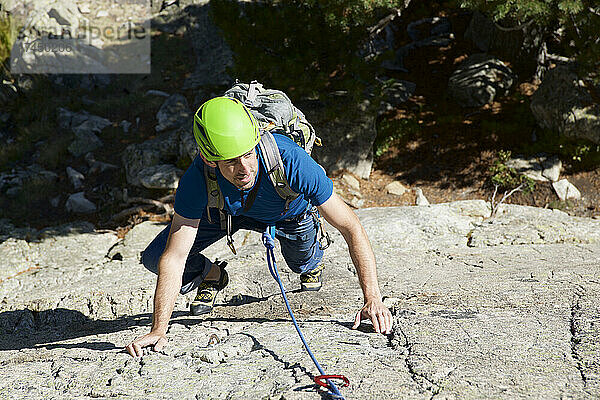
[140, 248, 160, 275]
[140, 225, 170, 275]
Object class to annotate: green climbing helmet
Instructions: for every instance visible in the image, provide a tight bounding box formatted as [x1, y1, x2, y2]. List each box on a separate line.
[193, 96, 260, 161]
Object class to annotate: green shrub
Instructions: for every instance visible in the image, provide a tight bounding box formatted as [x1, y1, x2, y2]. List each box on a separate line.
[489, 149, 536, 192]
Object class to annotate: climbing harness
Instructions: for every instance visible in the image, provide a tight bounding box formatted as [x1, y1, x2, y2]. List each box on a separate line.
[262, 226, 349, 399]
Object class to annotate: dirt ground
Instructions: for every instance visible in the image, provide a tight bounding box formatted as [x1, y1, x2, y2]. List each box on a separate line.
[330, 10, 600, 220]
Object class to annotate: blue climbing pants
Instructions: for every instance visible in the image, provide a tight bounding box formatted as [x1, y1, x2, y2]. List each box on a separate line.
[141, 208, 325, 294]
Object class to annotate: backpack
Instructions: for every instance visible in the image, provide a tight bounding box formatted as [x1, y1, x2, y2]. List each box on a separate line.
[203, 81, 328, 254]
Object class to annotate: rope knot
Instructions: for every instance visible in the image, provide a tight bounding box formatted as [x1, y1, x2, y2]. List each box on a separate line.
[262, 229, 276, 249]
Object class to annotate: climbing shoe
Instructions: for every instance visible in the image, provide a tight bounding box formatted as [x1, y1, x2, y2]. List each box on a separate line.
[190, 261, 229, 316]
[300, 264, 324, 292]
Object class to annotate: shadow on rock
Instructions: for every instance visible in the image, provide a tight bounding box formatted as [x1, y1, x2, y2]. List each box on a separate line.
[0, 308, 151, 351]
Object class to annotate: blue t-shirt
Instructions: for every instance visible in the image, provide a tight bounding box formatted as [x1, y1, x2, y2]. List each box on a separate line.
[174, 134, 333, 224]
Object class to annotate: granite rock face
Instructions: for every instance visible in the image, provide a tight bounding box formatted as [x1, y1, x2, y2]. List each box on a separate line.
[1, 200, 599, 399]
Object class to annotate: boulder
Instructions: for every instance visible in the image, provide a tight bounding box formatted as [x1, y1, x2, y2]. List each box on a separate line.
[66, 167, 85, 189]
[448, 53, 515, 107]
[386, 181, 408, 196]
[155, 94, 192, 132]
[552, 179, 582, 201]
[9, 0, 150, 74]
[121, 129, 180, 187]
[65, 192, 97, 214]
[310, 99, 376, 179]
[138, 164, 184, 190]
[530, 66, 600, 144]
[67, 130, 103, 157]
[505, 154, 562, 182]
[382, 17, 454, 72]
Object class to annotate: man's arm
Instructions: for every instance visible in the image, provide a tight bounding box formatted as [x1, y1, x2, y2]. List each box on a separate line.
[317, 193, 392, 334]
[126, 213, 200, 357]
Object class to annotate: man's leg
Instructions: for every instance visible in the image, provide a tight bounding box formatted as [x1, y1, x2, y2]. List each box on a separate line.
[140, 209, 228, 295]
[275, 208, 325, 290]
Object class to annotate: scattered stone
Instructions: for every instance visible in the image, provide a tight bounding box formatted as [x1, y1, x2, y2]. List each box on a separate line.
[0, 165, 58, 196]
[541, 156, 562, 182]
[68, 130, 103, 157]
[348, 197, 364, 208]
[66, 167, 85, 189]
[530, 66, 600, 144]
[122, 128, 180, 186]
[379, 80, 417, 113]
[386, 181, 408, 196]
[138, 164, 183, 189]
[49, 195, 60, 208]
[58, 108, 111, 157]
[448, 53, 515, 107]
[341, 174, 360, 191]
[65, 192, 97, 214]
[505, 154, 562, 182]
[145, 89, 170, 97]
[552, 179, 581, 201]
[120, 120, 132, 134]
[415, 187, 430, 205]
[155, 94, 192, 132]
[78, 3, 90, 14]
[96, 10, 109, 17]
[84, 153, 118, 174]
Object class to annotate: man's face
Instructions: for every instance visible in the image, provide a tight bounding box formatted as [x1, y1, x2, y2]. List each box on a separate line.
[216, 149, 259, 190]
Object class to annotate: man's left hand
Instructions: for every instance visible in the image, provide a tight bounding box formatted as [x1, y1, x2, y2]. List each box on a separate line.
[352, 299, 393, 334]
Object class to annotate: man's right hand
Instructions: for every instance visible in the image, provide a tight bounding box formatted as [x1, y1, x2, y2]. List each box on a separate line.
[125, 331, 167, 357]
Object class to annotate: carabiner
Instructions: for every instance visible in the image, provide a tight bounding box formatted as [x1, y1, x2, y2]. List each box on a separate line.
[314, 374, 350, 388]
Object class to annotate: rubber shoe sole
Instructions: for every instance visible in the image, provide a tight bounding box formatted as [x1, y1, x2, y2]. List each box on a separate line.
[300, 264, 324, 292]
[190, 286, 218, 316]
[189, 263, 229, 316]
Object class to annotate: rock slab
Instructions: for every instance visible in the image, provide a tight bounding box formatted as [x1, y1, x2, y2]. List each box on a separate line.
[1, 201, 599, 399]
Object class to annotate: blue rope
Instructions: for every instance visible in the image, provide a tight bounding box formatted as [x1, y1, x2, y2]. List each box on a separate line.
[262, 226, 346, 400]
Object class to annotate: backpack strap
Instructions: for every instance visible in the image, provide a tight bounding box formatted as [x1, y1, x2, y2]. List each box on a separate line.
[258, 131, 300, 214]
[203, 165, 235, 252]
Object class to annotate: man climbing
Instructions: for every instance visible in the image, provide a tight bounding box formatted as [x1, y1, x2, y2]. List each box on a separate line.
[126, 97, 392, 357]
